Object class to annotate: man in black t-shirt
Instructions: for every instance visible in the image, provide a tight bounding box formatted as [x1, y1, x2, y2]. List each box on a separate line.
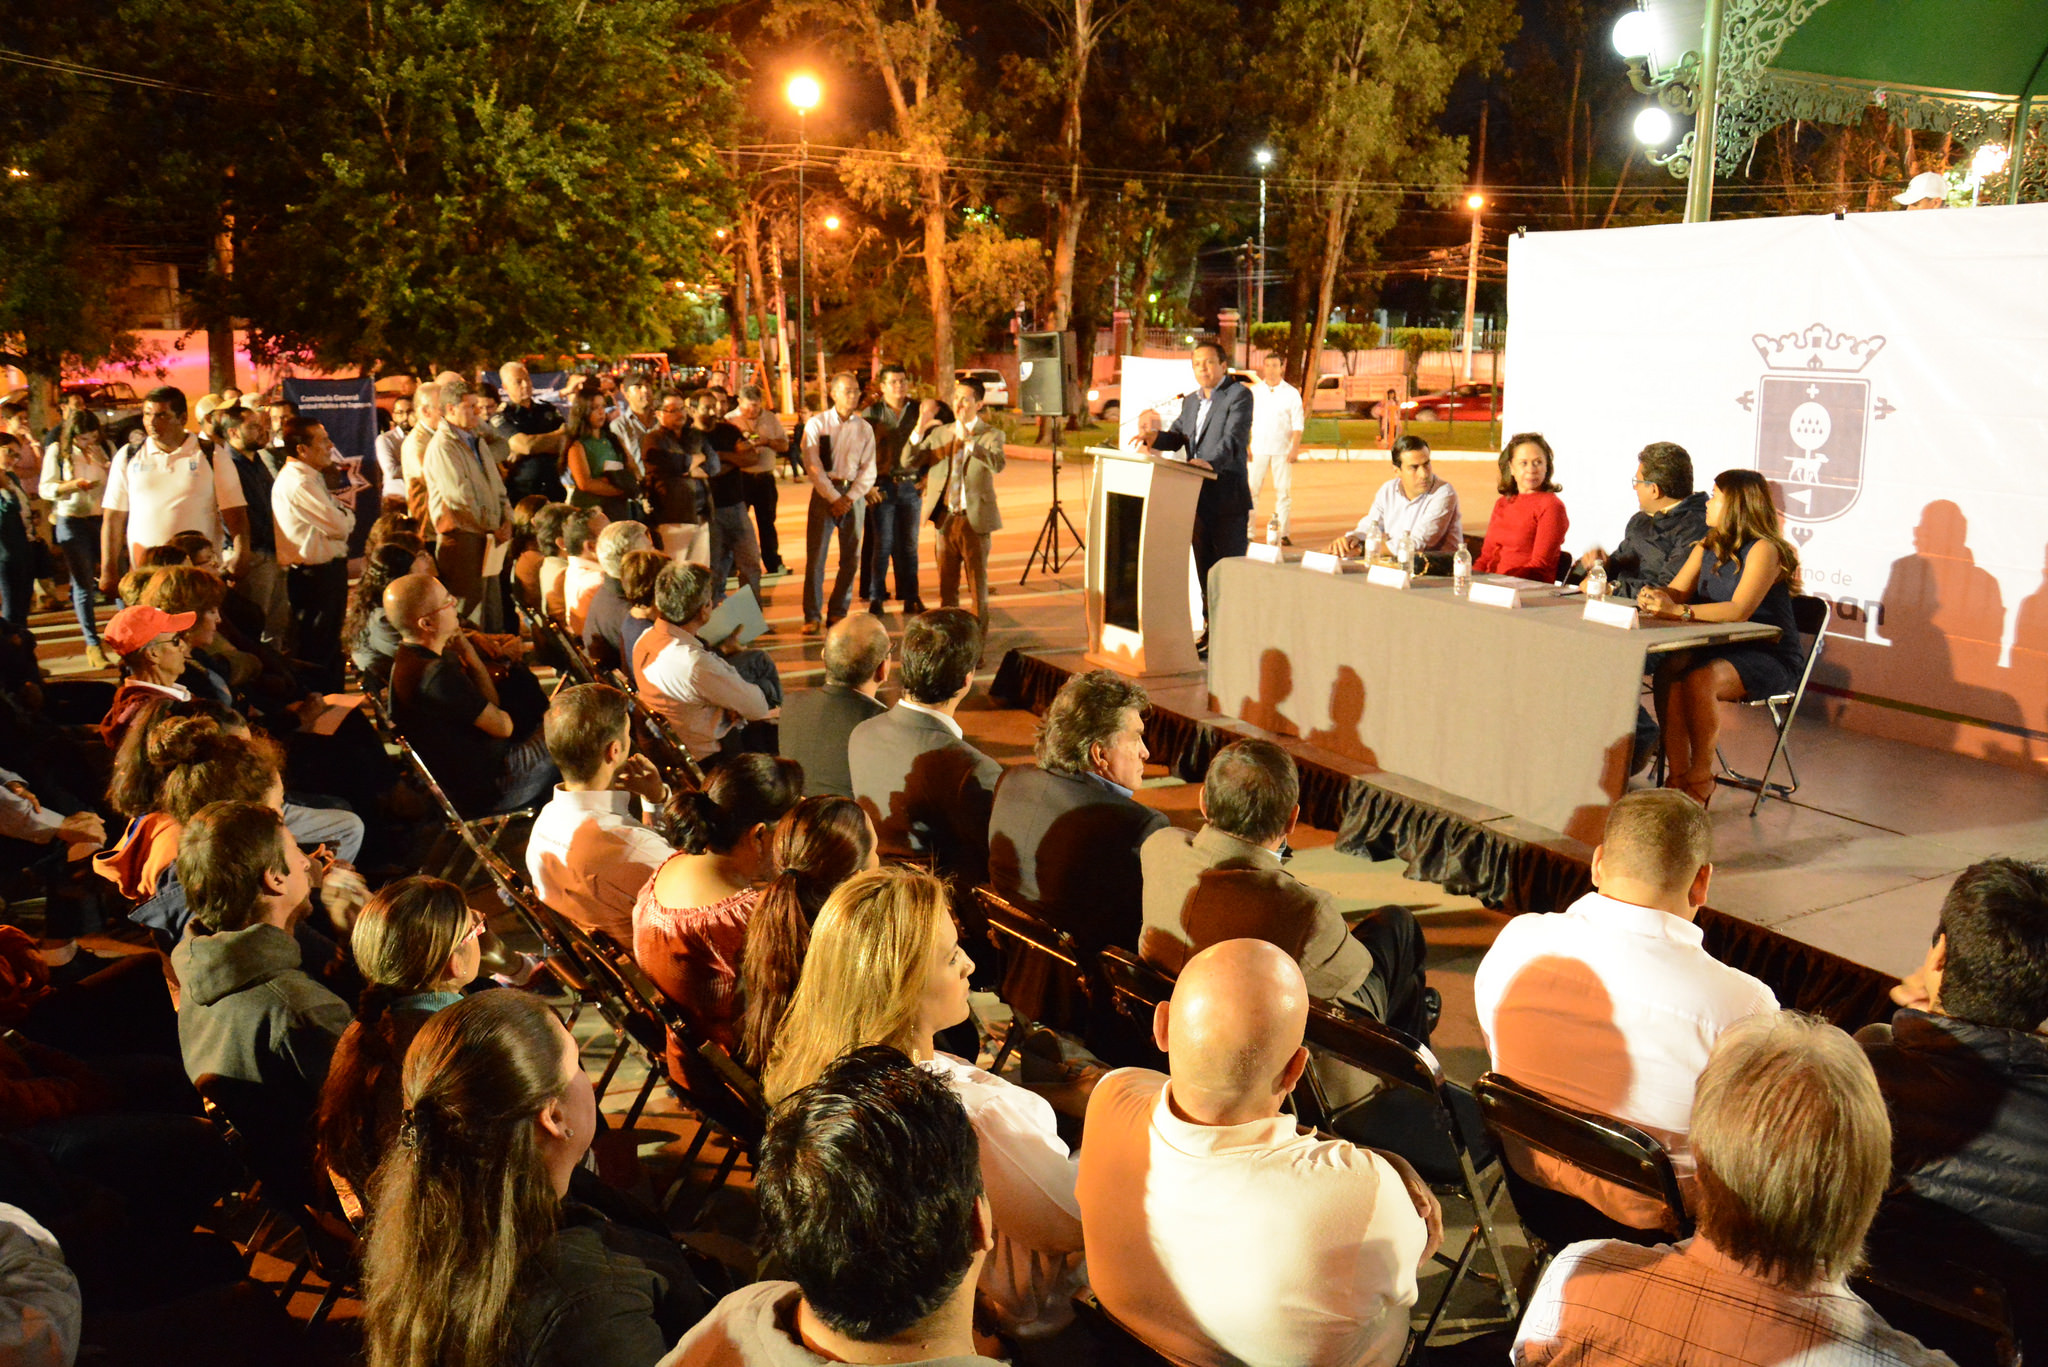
[384, 572, 557, 815]
[692, 389, 762, 607]
[490, 362, 567, 503]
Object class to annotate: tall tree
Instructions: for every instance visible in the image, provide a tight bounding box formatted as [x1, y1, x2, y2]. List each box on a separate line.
[1260, 0, 1517, 395]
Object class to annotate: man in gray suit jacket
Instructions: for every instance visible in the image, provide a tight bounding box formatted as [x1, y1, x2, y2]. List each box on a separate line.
[848, 609, 1001, 888]
[1139, 738, 1433, 1041]
[989, 669, 1168, 953]
[912, 375, 1006, 627]
[780, 614, 891, 799]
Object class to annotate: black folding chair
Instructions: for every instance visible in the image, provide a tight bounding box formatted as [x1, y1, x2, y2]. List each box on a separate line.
[518, 599, 598, 691]
[1851, 1261, 2021, 1367]
[359, 688, 537, 882]
[1715, 593, 1830, 815]
[1471, 1072, 1690, 1279]
[609, 666, 708, 789]
[975, 887, 1091, 1072]
[1299, 1004, 1520, 1347]
[1071, 1288, 1181, 1367]
[1093, 945, 1175, 1069]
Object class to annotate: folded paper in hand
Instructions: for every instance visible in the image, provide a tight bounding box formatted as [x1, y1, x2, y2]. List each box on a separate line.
[699, 585, 767, 649]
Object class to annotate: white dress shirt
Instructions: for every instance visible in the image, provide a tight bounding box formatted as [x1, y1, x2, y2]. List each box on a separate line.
[563, 555, 604, 635]
[101, 434, 247, 552]
[0, 768, 66, 845]
[896, 698, 964, 739]
[270, 458, 353, 567]
[632, 620, 773, 760]
[1473, 890, 1778, 1225]
[525, 786, 673, 946]
[727, 407, 787, 473]
[921, 1052, 1084, 1339]
[799, 408, 876, 505]
[1351, 473, 1463, 554]
[1249, 379, 1305, 457]
[1079, 1068, 1426, 1367]
[375, 425, 409, 498]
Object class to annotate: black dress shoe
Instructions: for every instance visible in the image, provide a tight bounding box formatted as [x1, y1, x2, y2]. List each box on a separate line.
[866, 600, 886, 616]
[904, 600, 928, 614]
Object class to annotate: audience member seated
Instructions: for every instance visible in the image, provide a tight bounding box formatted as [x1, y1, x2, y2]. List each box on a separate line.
[634, 754, 802, 1054]
[508, 494, 550, 610]
[346, 535, 432, 686]
[0, 1204, 78, 1367]
[1141, 739, 1433, 1038]
[170, 800, 352, 1189]
[1577, 440, 1710, 598]
[1474, 788, 1776, 1228]
[1474, 432, 1569, 582]
[95, 715, 286, 909]
[97, 604, 199, 746]
[361, 992, 707, 1366]
[1860, 857, 2048, 1354]
[662, 1046, 1004, 1367]
[561, 507, 608, 635]
[533, 501, 574, 620]
[735, 795, 878, 1073]
[617, 547, 665, 680]
[1639, 468, 1808, 807]
[528, 683, 675, 946]
[991, 669, 1165, 954]
[1515, 1012, 1951, 1367]
[847, 609, 1000, 887]
[0, 762, 106, 962]
[764, 867, 1083, 1337]
[581, 519, 652, 673]
[1325, 436, 1462, 559]
[313, 876, 480, 1219]
[778, 613, 890, 799]
[386, 571, 558, 815]
[633, 561, 782, 762]
[1080, 939, 1439, 1367]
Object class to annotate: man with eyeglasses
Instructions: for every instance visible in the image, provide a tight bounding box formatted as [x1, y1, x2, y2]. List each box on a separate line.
[385, 572, 557, 816]
[1575, 441, 1709, 599]
[643, 389, 711, 564]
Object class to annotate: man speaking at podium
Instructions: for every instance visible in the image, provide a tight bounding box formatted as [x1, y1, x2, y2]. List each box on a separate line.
[1131, 339, 1253, 643]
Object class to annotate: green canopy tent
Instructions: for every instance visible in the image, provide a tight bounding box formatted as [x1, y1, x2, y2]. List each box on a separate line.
[1629, 0, 2048, 216]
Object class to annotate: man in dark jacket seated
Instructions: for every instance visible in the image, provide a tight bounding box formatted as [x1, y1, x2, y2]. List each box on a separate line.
[1859, 857, 2048, 1357]
[1574, 440, 1710, 773]
[989, 669, 1167, 953]
[779, 613, 890, 799]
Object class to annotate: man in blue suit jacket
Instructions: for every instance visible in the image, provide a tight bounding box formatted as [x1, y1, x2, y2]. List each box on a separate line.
[1133, 339, 1254, 639]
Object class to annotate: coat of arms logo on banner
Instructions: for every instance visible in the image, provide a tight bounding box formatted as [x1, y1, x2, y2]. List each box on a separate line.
[1738, 324, 1895, 528]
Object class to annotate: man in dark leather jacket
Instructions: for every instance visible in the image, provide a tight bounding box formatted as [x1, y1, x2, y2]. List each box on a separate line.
[1859, 857, 2048, 1355]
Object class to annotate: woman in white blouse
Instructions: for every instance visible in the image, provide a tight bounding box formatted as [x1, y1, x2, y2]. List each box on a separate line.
[763, 865, 1085, 1340]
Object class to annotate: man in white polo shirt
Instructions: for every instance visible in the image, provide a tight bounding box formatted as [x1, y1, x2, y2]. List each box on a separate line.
[1472, 788, 1778, 1229]
[1246, 351, 1304, 546]
[1079, 938, 1439, 1367]
[271, 416, 355, 687]
[98, 385, 250, 592]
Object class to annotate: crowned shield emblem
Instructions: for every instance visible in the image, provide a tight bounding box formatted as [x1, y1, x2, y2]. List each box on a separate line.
[1745, 325, 1889, 525]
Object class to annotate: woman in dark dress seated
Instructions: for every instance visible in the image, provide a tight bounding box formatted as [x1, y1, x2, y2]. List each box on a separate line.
[1637, 469, 1805, 807]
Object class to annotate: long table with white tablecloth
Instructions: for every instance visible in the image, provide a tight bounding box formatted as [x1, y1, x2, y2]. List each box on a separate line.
[1204, 558, 1779, 842]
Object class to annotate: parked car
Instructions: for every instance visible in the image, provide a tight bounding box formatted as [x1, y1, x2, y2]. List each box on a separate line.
[955, 367, 1010, 407]
[1396, 382, 1502, 423]
[60, 381, 145, 445]
[1310, 373, 1388, 415]
[1087, 368, 1257, 424]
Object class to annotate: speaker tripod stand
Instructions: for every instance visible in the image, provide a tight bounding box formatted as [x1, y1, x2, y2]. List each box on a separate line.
[1020, 421, 1084, 584]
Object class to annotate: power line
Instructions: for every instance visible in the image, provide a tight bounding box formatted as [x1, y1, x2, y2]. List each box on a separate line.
[0, 47, 259, 102]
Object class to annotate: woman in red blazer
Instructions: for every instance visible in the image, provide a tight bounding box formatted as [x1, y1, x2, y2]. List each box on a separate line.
[1475, 432, 1569, 582]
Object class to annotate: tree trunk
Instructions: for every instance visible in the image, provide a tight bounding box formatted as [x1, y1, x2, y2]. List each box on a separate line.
[1283, 245, 1314, 387]
[921, 178, 955, 387]
[1300, 192, 1354, 407]
[768, 221, 794, 412]
[739, 207, 777, 401]
[1049, 193, 1088, 332]
[207, 227, 237, 393]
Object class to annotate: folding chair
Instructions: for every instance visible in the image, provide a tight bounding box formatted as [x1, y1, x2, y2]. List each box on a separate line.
[1299, 1004, 1521, 1348]
[1093, 945, 1175, 1069]
[1470, 1072, 1690, 1277]
[610, 667, 708, 789]
[1851, 1262, 2020, 1367]
[975, 886, 1091, 1073]
[1071, 1288, 1181, 1367]
[1715, 593, 1830, 815]
[359, 688, 537, 882]
[517, 599, 598, 690]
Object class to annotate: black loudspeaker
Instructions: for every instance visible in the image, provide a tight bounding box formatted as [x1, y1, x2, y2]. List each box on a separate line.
[1017, 331, 1074, 418]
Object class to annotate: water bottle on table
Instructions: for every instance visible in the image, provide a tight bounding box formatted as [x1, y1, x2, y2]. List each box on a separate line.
[1453, 542, 1472, 596]
[1394, 530, 1415, 576]
[1584, 560, 1608, 601]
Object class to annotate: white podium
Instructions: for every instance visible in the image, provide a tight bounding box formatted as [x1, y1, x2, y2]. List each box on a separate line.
[1083, 445, 1215, 678]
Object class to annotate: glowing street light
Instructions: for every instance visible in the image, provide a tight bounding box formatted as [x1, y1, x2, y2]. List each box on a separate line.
[823, 214, 841, 231]
[1460, 193, 1485, 379]
[785, 74, 821, 113]
[1634, 106, 1676, 145]
[1611, 10, 1653, 59]
[1253, 149, 1275, 332]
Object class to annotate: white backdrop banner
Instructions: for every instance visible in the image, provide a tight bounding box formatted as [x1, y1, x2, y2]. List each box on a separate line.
[1505, 203, 2048, 756]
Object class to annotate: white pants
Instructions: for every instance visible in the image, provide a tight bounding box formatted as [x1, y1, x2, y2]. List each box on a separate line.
[1247, 448, 1295, 538]
[657, 522, 713, 565]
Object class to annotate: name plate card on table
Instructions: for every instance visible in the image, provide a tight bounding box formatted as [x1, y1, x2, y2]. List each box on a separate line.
[1301, 550, 1357, 574]
[1468, 579, 1524, 608]
[1365, 564, 1412, 589]
[1582, 597, 1641, 629]
[1246, 542, 1285, 564]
